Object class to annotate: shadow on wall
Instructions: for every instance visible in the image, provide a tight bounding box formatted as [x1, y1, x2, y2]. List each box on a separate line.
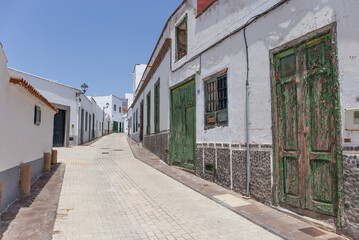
[0, 164, 65, 239]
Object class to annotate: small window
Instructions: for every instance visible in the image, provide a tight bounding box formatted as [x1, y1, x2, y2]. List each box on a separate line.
[280, 54, 296, 78]
[34, 105, 41, 125]
[114, 104, 116, 111]
[204, 73, 228, 128]
[119, 106, 121, 113]
[176, 16, 187, 61]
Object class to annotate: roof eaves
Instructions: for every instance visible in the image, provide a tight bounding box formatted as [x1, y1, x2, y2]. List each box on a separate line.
[7, 67, 82, 92]
[9, 75, 59, 113]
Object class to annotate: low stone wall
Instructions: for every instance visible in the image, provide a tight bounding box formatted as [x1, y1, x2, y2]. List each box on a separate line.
[343, 152, 359, 238]
[195, 142, 272, 204]
[143, 131, 170, 164]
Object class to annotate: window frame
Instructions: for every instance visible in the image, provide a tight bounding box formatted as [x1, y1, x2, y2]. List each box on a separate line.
[114, 104, 116, 111]
[175, 14, 188, 61]
[154, 79, 160, 133]
[34, 105, 41, 126]
[203, 71, 228, 129]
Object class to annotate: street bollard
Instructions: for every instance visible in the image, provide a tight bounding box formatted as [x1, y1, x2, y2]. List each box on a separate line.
[19, 163, 31, 197]
[44, 152, 51, 172]
[52, 149, 58, 165]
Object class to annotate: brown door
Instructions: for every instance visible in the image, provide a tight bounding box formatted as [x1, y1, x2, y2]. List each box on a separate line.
[140, 101, 144, 141]
[271, 24, 341, 217]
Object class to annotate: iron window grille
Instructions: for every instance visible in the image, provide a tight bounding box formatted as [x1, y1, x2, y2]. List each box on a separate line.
[204, 73, 228, 128]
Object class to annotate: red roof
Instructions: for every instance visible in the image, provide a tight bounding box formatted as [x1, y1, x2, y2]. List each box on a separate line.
[122, 106, 128, 112]
[9, 75, 58, 113]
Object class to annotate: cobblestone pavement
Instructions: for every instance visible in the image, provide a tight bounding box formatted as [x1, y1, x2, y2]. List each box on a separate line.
[53, 133, 281, 240]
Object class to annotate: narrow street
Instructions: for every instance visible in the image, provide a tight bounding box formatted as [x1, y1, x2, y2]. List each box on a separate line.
[52, 134, 280, 240]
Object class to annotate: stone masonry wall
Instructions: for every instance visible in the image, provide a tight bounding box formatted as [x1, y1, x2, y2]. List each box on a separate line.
[143, 131, 170, 164]
[196, 143, 272, 204]
[343, 153, 359, 238]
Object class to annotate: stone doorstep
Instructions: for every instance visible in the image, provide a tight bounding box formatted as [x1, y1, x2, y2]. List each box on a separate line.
[275, 206, 336, 233]
[126, 137, 349, 240]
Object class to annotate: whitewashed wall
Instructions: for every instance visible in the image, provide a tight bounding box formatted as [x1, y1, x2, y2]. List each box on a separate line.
[0, 50, 54, 171]
[168, 0, 359, 145]
[7, 68, 96, 145]
[142, 51, 171, 135]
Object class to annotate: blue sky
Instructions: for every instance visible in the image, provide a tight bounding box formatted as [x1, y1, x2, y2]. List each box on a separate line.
[0, 0, 182, 98]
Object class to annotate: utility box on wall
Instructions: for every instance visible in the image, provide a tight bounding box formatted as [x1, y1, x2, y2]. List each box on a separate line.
[345, 108, 359, 130]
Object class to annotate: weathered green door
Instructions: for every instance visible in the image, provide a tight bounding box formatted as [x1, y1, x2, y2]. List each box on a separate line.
[170, 77, 196, 169]
[272, 25, 341, 217]
[53, 109, 66, 147]
[113, 121, 119, 133]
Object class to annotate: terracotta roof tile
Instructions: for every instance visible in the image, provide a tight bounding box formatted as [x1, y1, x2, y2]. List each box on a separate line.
[9, 75, 58, 113]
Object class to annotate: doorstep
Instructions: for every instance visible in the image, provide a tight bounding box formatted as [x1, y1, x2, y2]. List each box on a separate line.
[127, 137, 349, 240]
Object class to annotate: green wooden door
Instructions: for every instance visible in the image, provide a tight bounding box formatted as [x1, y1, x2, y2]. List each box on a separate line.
[170, 78, 196, 169]
[272, 26, 341, 217]
[113, 121, 119, 133]
[53, 109, 66, 147]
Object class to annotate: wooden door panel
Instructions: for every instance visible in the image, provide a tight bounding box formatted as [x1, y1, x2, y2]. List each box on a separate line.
[170, 79, 196, 169]
[305, 34, 338, 216]
[272, 25, 340, 218]
[310, 160, 333, 203]
[184, 106, 195, 166]
[281, 82, 298, 151]
[285, 157, 300, 197]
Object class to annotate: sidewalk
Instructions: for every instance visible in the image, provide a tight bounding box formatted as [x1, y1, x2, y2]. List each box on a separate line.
[127, 137, 349, 240]
[0, 163, 65, 240]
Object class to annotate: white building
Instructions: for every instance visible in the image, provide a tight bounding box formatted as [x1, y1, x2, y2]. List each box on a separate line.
[129, 0, 359, 237]
[133, 64, 147, 96]
[0, 44, 57, 211]
[7, 68, 104, 146]
[93, 95, 125, 134]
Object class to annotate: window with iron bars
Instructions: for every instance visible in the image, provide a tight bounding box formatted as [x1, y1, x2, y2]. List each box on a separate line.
[204, 73, 228, 128]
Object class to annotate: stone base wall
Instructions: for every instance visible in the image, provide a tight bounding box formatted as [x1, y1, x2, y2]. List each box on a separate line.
[143, 131, 170, 164]
[195, 143, 272, 204]
[343, 152, 359, 238]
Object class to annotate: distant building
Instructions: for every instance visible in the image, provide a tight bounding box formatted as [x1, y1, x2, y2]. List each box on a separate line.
[7, 68, 108, 146]
[0, 44, 57, 211]
[93, 95, 125, 134]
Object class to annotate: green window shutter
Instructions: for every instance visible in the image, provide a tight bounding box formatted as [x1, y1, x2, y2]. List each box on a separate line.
[147, 92, 151, 135]
[154, 80, 160, 133]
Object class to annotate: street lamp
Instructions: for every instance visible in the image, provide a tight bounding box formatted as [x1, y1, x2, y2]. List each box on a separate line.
[102, 102, 109, 136]
[76, 83, 89, 97]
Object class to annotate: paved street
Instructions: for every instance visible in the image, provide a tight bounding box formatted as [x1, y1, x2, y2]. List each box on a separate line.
[53, 133, 280, 240]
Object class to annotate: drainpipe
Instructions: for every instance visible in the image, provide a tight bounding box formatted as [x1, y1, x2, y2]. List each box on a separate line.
[244, 24, 251, 196]
[242, 0, 289, 197]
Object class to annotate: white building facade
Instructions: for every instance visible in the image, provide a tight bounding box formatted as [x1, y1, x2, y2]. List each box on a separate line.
[7, 68, 107, 146]
[129, 0, 359, 237]
[93, 95, 125, 134]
